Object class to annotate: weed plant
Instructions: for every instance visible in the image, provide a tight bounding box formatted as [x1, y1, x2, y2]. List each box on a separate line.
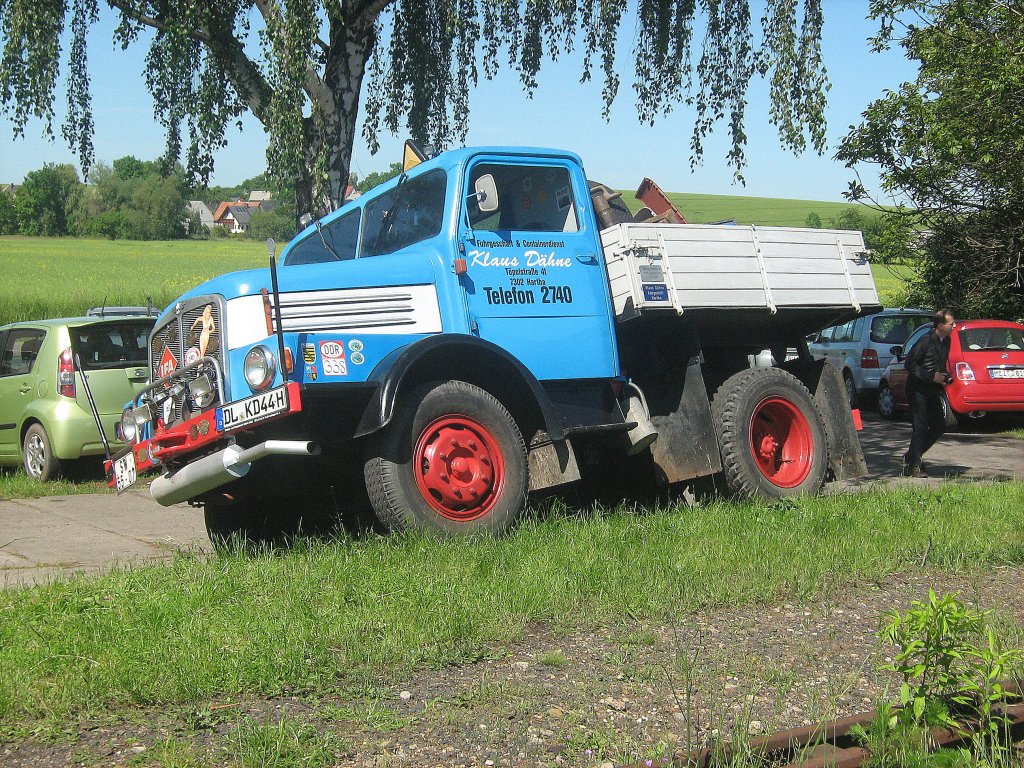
[1, 482, 1023, 727]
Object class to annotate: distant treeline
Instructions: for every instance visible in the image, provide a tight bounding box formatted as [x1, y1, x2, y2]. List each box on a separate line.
[0, 157, 297, 241]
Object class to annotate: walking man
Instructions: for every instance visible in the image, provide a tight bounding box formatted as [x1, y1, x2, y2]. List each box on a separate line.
[902, 308, 955, 477]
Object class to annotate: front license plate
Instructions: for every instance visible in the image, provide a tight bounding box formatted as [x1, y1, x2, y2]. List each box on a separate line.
[216, 386, 288, 431]
[991, 369, 1024, 379]
[113, 450, 137, 494]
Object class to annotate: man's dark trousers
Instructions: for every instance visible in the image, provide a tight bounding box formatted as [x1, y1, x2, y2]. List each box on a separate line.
[905, 384, 946, 469]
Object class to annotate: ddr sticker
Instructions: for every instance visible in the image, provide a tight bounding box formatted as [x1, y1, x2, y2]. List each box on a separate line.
[350, 352, 365, 365]
[302, 343, 316, 364]
[348, 339, 364, 352]
[319, 340, 347, 377]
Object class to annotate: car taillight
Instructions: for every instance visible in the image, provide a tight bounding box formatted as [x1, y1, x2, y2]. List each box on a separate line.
[955, 362, 975, 381]
[861, 348, 879, 369]
[58, 347, 76, 397]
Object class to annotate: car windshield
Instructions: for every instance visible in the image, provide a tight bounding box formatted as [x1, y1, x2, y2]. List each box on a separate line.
[959, 326, 1024, 352]
[870, 314, 930, 345]
[72, 322, 151, 370]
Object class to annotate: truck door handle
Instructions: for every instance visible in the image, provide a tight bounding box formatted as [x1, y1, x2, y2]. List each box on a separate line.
[577, 253, 599, 265]
[20, 384, 31, 394]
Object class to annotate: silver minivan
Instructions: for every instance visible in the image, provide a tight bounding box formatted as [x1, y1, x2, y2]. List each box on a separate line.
[808, 308, 932, 405]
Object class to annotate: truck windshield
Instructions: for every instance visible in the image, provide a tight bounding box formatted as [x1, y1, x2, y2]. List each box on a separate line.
[362, 169, 447, 257]
[284, 209, 361, 265]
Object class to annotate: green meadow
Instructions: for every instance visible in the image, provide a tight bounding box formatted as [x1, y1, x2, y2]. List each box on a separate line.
[2, 203, 913, 327]
[0, 236, 268, 325]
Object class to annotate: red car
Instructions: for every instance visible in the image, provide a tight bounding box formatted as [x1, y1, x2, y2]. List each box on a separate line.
[877, 319, 1024, 427]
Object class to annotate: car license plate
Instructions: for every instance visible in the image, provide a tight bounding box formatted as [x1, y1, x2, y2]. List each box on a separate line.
[216, 386, 288, 431]
[991, 368, 1024, 379]
[113, 450, 137, 494]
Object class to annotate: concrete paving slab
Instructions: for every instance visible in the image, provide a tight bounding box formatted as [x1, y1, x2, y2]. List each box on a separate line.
[0, 485, 210, 588]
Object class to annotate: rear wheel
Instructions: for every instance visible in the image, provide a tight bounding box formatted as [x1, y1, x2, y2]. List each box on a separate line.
[877, 382, 897, 420]
[843, 371, 858, 408]
[940, 393, 961, 430]
[23, 423, 61, 481]
[364, 380, 528, 537]
[711, 368, 828, 498]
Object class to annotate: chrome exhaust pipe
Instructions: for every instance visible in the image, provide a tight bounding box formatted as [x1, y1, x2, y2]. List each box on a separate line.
[150, 440, 320, 506]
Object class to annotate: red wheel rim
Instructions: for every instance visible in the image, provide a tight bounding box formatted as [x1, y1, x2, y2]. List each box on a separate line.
[748, 397, 813, 488]
[414, 415, 506, 521]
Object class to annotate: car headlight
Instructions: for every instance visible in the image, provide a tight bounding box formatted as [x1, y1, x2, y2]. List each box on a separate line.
[244, 345, 277, 391]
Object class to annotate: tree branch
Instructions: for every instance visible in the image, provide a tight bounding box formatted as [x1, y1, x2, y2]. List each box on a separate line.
[106, 0, 272, 122]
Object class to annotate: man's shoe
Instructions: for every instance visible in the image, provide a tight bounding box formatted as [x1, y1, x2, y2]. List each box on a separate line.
[902, 464, 928, 478]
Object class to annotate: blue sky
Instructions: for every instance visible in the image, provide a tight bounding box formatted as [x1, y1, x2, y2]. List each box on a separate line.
[0, 2, 916, 203]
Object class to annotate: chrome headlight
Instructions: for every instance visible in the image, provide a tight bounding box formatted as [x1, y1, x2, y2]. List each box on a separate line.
[243, 345, 277, 391]
[120, 404, 152, 444]
[120, 408, 138, 443]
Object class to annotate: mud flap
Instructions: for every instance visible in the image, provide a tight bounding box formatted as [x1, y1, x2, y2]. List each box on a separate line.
[783, 359, 867, 481]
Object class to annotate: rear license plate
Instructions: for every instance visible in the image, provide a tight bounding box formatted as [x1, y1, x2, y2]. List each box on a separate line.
[216, 386, 288, 431]
[990, 369, 1024, 379]
[113, 449, 137, 494]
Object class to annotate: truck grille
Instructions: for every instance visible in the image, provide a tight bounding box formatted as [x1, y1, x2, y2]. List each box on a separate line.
[149, 297, 225, 424]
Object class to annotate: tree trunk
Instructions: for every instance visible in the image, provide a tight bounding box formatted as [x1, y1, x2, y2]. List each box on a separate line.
[318, 17, 378, 211]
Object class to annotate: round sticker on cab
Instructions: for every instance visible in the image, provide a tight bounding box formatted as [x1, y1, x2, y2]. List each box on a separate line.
[319, 341, 347, 376]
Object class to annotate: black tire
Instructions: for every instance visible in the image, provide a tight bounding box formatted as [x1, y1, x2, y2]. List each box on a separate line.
[711, 367, 828, 499]
[364, 380, 528, 537]
[877, 381, 898, 420]
[843, 371, 859, 408]
[940, 393, 961, 431]
[23, 423, 61, 481]
[203, 496, 302, 551]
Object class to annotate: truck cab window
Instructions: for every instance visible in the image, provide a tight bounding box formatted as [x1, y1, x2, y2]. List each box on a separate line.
[361, 169, 447, 257]
[468, 164, 578, 233]
[284, 209, 361, 265]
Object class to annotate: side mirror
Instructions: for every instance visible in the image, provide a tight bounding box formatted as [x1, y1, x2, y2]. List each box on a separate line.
[299, 213, 314, 229]
[474, 174, 499, 213]
[889, 345, 903, 356]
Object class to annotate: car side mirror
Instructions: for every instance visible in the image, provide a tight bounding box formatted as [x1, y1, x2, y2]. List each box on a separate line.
[889, 345, 903, 357]
[473, 174, 499, 213]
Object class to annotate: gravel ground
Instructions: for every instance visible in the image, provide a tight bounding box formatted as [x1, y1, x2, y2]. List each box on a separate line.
[3, 567, 1022, 768]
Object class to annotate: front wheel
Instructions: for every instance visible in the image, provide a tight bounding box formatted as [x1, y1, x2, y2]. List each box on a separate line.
[711, 367, 828, 498]
[23, 423, 61, 481]
[364, 380, 528, 537]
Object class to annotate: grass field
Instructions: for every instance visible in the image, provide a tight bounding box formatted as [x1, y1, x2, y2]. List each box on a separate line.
[1, 221, 913, 326]
[1, 482, 1022, 725]
[623, 188, 873, 228]
[0, 236, 267, 326]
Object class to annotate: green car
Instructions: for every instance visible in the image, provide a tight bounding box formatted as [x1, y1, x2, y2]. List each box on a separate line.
[0, 315, 155, 480]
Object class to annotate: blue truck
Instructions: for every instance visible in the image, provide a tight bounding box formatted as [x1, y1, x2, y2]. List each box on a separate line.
[110, 145, 880, 543]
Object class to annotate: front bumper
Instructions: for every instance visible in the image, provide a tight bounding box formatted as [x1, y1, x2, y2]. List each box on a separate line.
[107, 382, 303, 486]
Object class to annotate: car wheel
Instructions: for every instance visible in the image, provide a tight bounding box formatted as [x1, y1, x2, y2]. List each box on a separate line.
[877, 382, 897, 420]
[940, 393, 961, 431]
[23, 423, 62, 482]
[843, 371, 858, 408]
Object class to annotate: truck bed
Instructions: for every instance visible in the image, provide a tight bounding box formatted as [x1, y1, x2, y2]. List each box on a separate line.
[600, 223, 881, 335]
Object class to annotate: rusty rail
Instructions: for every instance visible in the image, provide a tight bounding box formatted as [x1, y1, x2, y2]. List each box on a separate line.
[619, 682, 1024, 768]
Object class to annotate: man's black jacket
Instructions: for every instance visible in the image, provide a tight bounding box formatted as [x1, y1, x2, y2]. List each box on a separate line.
[905, 330, 950, 390]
